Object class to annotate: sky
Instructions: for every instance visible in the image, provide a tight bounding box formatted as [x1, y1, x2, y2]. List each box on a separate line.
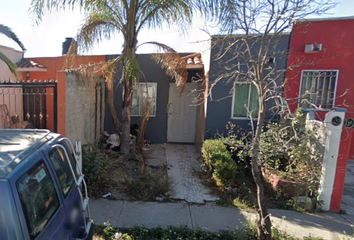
[0, 0, 353, 58]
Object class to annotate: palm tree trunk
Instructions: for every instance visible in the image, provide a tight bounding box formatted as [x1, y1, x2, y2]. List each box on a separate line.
[251, 98, 272, 240]
[120, 26, 137, 153]
[107, 75, 121, 135]
[136, 101, 150, 156]
[121, 72, 133, 154]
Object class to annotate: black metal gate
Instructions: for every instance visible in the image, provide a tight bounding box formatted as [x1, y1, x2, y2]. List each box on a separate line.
[0, 81, 57, 131]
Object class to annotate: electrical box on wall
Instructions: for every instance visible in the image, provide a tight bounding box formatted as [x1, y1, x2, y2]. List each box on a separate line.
[305, 43, 322, 53]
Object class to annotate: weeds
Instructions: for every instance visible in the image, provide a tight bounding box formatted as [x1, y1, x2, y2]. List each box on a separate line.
[94, 223, 325, 240]
[233, 197, 257, 209]
[82, 144, 111, 198]
[123, 167, 170, 201]
[95, 224, 256, 240]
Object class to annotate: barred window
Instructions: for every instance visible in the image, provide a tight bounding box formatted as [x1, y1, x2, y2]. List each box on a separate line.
[299, 70, 338, 109]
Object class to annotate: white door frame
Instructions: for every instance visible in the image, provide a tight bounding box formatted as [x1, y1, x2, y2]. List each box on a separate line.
[167, 83, 197, 143]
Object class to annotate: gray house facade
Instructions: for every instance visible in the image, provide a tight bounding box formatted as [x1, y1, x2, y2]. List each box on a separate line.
[104, 54, 206, 146]
[205, 34, 290, 138]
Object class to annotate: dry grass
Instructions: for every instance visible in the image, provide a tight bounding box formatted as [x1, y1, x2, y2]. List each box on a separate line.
[101, 146, 170, 201]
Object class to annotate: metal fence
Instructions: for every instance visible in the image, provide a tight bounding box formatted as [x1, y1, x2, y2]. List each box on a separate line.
[0, 80, 57, 132]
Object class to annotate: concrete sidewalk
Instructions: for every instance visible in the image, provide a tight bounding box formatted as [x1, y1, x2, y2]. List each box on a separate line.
[90, 199, 354, 240]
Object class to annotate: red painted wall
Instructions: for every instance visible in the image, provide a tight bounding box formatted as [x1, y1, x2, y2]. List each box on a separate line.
[330, 127, 353, 212]
[21, 55, 106, 135]
[285, 18, 354, 157]
[285, 18, 354, 212]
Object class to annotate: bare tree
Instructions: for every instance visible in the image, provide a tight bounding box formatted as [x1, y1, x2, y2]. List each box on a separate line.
[204, 0, 337, 239]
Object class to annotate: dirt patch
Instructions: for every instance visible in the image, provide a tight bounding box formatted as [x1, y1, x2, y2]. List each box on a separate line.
[100, 145, 169, 200]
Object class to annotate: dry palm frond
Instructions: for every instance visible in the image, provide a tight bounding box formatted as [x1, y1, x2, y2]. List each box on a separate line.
[102, 57, 123, 136]
[136, 100, 151, 157]
[64, 61, 107, 81]
[145, 41, 188, 93]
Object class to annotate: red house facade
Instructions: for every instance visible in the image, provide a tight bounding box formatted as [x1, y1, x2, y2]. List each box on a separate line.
[285, 17, 354, 211]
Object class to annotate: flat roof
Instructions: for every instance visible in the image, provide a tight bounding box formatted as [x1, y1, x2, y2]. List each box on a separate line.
[296, 15, 354, 23]
[212, 33, 290, 38]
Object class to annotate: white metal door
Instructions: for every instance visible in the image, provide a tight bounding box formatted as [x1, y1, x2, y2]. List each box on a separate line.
[167, 83, 197, 143]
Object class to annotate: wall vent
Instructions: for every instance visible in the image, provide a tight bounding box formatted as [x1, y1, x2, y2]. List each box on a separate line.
[305, 43, 322, 53]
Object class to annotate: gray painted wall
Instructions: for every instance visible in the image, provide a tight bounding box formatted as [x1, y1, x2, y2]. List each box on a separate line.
[104, 54, 199, 143]
[104, 54, 170, 143]
[205, 35, 290, 138]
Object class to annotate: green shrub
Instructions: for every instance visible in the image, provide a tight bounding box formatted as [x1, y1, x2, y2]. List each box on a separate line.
[201, 139, 225, 170]
[259, 109, 323, 206]
[201, 139, 238, 187]
[82, 144, 111, 198]
[212, 157, 238, 187]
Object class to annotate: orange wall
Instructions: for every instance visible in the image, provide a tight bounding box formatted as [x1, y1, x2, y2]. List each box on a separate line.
[21, 55, 106, 135]
[57, 71, 66, 136]
[21, 55, 106, 80]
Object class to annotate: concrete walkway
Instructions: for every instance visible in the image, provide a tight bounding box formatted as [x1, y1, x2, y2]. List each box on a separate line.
[90, 199, 354, 239]
[165, 144, 218, 203]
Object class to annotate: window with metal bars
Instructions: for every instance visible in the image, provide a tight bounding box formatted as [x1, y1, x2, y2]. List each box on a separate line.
[299, 70, 338, 109]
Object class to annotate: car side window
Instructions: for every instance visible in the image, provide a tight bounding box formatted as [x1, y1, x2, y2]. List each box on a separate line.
[65, 143, 79, 177]
[17, 162, 60, 240]
[49, 146, 75, 197]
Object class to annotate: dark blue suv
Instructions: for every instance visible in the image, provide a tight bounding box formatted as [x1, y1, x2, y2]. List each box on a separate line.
[0, 129, 93, 240]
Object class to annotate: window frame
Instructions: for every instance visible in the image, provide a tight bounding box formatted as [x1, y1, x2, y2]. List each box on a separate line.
[131, 82, 157, 117]
[298, 70, 339, 110]
[48, 146, 75, 198]
[231, 82, 259, 119]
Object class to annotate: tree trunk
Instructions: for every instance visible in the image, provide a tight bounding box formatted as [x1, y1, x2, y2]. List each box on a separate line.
[120, 27, 137, 153]
[136, 101, 150, 156]
[251, 99, 272, 240]
[107, 75, 121, 135]
[120, 78, 133, 154]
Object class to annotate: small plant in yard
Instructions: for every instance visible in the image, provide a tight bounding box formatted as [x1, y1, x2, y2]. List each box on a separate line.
[97, 221, 133, 240]
[201, 139, 238, 188]
[82, 144, 112, 198]
[233, 197, 257, 209]
[260, 109, 323, 182]
[123, 167, 170, 201]
[259, 109, 324, 211]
